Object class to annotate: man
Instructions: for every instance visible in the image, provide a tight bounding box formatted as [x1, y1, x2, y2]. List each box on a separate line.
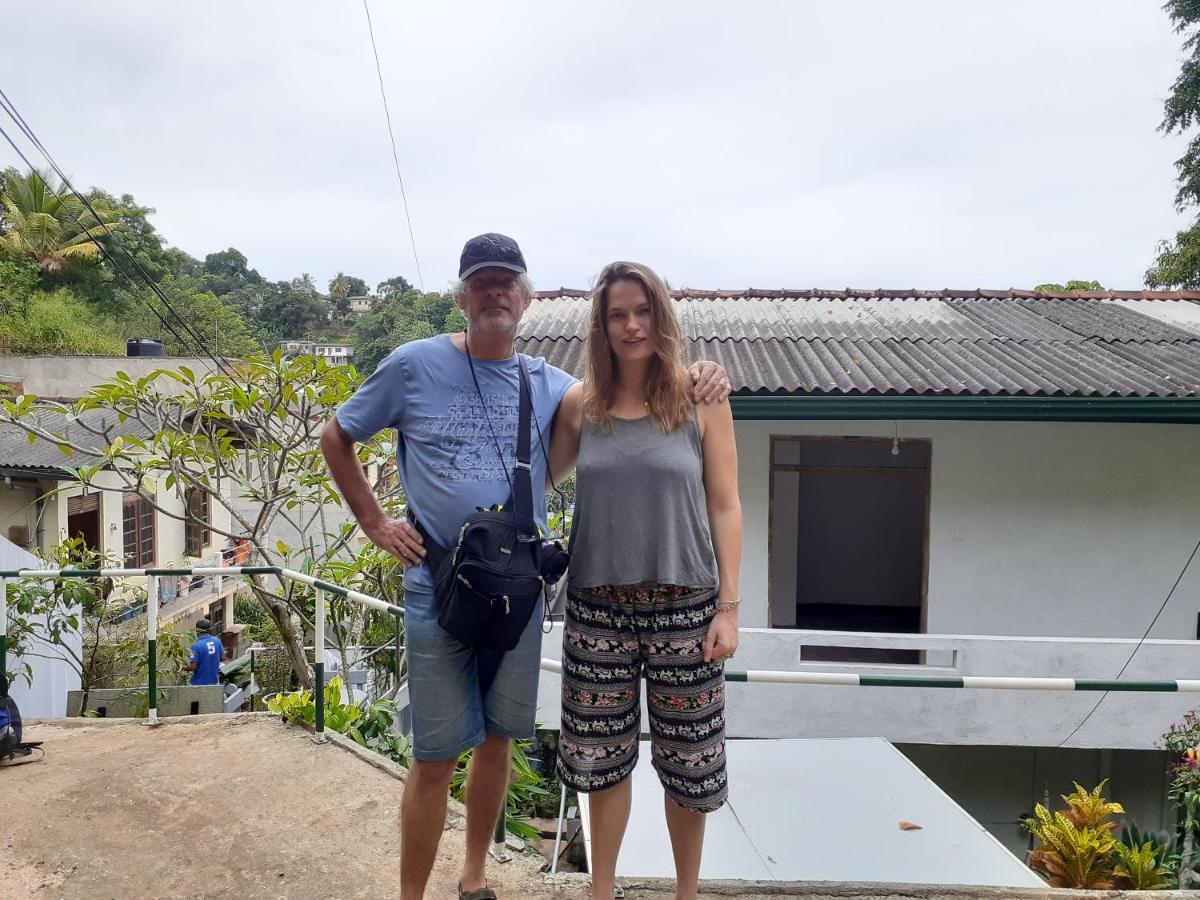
[187, 619, 228, 686]
[321, 233, 728, 900]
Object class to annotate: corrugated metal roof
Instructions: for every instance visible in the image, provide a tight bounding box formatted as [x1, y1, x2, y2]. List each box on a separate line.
[516, 290, 1200, 397]
[0, 408, 147, 471]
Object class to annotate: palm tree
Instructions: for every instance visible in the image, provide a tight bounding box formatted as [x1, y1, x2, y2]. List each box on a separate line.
[0, 169, 118, 271]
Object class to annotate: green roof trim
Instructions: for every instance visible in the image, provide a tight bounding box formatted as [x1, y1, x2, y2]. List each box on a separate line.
[731, 395, 1200, 423]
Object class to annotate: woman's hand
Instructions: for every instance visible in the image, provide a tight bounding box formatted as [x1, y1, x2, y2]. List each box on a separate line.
[703, 611, 739, 663]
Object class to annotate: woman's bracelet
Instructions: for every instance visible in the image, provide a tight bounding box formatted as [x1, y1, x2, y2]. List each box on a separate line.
[715, 596, 741, 614]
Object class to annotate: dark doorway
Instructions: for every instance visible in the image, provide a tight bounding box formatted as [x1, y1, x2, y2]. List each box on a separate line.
[66, 493, 101, 552]
[769, 436, 931, 663]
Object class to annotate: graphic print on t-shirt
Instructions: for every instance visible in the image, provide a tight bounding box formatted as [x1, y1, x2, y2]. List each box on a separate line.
[419, 385, 521, 483]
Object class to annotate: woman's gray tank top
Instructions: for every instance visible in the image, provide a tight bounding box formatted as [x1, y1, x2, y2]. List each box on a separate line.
[568, 412, 718, 590]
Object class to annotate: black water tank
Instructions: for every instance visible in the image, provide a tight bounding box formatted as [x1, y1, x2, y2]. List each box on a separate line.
[126, 338, 164, 357]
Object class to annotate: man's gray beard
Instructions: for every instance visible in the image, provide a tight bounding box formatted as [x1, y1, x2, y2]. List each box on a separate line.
[468, 312, 521, 335]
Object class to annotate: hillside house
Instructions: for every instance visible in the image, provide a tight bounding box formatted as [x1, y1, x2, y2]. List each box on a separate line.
[520, 287, 1200, 853]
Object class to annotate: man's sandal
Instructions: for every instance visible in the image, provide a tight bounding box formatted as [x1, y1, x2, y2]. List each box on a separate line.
[457, 885, 497, 900]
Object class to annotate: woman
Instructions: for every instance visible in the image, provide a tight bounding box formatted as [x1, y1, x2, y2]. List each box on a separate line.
[549, 261, 742, 900]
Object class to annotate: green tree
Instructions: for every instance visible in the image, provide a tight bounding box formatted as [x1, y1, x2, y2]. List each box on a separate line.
[1148, 2, 1200, 287]
[0, 168, 118, 273]
[253, 280, 331, 346]
[376, 275, 413, 300]
[88, 189, 194, 284]
[118, 273, 262, 357]
[353, 290, 463, 375]
[329, 272, 368, 300]
[1034, 280, 1106, 292]
[328, 272, 369, 325]
[0, 256, 38, 318]
[202, 247, 263, 296]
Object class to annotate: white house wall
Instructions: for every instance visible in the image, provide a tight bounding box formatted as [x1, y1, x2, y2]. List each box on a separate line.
[736, 418, 1200, 640]
[0, 479, 42, 551]
[28, 474, 233, 567]
[537, 418, 1200, 751]
[1, 536, 80, 718]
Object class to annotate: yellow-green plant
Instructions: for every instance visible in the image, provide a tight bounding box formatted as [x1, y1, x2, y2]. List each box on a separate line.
[266, 675, 360, 733]
[1061, 779, 1124, 831]
[449, 739, 552, 841]
[266, 687, 314, 723]
[1025, 805, 1117, 888]
[1113, 840, 1172, 890]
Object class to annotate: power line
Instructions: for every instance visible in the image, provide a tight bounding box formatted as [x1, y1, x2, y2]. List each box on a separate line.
[0, 88, 237, 377]
[1056, 531, 1200, 747]
[361, 0, 424, 294]
[361, 0, 442, 337]
[0, 88, 228, 368]
[0, 119, 203, 366]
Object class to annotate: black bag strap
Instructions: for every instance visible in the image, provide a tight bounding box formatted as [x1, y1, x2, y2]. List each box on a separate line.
[513, 354, 533, 522]
[407, 351, 536, 557]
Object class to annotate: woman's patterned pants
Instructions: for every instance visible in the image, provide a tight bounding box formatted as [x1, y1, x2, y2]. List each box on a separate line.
[556, 583, 728, 814]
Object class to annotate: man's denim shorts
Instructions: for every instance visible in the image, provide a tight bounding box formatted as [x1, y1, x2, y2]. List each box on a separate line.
[404, 588, 545, 762]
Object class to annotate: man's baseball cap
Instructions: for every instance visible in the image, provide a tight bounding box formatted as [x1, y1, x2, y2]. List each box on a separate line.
[459, 233, 527, 280]
[196, 618, 211, 634]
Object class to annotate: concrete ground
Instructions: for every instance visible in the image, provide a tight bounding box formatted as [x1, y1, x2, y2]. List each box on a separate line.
[0, 714, 1192, 899]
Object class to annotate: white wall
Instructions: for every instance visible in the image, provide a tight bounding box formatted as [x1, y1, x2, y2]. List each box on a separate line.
[537, 419, 1200, 753]
[0, 356, 219, 400]
[538, 626, 1200, 750]
[0, 478, 44, 551]
[738, 419, 1200, 639]
[1, 536, 81, 718]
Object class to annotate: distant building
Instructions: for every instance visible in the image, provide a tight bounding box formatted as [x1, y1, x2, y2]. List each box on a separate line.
[0, 404, 242, 650]
[279, 341, 354, 366]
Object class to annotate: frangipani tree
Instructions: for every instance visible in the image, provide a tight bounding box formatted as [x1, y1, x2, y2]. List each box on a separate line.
[0, 352, 403, 688]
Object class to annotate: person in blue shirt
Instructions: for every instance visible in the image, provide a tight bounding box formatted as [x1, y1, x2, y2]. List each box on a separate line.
[321, 232, 730, 900]
[187, 619, 228, 686]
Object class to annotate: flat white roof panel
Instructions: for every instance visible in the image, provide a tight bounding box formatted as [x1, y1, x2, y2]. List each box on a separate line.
[578, 737, 1042, 888]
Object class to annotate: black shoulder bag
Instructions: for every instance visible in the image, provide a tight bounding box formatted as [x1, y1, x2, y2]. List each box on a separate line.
[409, 352, 569, 651]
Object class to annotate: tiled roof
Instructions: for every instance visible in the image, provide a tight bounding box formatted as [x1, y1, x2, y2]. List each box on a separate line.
[0, 408, 149, 472]
[516, 289, 1200, 397]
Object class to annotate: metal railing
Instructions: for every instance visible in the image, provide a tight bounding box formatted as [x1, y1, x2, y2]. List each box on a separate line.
[5, 563, 1200, 731]
[0, 564, 402, 725]
[5, 564, 1200, 864]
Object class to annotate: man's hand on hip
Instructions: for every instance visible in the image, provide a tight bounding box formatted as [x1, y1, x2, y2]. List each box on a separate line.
[364, 516, 426, 567]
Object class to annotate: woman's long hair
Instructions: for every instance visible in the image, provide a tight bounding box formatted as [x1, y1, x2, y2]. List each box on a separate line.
[583, 261, 693, 432]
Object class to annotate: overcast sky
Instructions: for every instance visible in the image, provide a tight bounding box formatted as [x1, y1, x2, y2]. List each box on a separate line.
[2, 1, 1193, 294]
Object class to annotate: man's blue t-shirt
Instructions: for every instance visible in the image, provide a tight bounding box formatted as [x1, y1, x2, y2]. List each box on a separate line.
[336, 334, 577, 593]
[190, 635, 225, 685]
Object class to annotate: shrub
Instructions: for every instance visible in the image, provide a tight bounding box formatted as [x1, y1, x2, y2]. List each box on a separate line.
[0, 257, 38, 317]
[0, 288, 124, 354]
[450, 740, 552, 842]
[1113, 839, 1172, 890]
[266, 676, 409, 767]
[1026, 805, 1117, 888]
[1024, 780, 1123, 889]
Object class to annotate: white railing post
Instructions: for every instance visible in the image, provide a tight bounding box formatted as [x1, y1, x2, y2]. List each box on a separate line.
[314, 588, 326, 742]
[146, 575, 159, 725]
[0, 576, 8, 679]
